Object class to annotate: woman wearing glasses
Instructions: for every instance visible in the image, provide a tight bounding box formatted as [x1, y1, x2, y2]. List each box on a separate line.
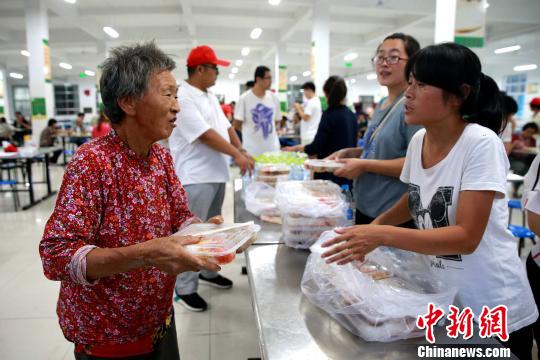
[329, 33, 422, 226]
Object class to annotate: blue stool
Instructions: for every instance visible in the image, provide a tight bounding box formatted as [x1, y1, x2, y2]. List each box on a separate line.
[508, 224, 536, 256]
[508, 199, 524, 226]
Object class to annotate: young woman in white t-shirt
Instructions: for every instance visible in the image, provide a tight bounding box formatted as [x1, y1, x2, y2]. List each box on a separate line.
[321, 43, 538, 358]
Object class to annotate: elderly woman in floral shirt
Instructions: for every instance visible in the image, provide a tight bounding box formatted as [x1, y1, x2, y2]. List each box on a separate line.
[39, 42, 226, 359]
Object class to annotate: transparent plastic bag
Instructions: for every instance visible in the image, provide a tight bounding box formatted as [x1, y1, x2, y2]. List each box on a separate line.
[275, 180, 347, 218]
[301, 231, 458, 342]
[282, 214, 347, 249]
[245, 182, 280, 217]
[174, 222, 261, 265]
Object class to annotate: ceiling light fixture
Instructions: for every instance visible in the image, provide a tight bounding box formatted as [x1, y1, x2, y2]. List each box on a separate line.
[9, 72, 24, 79]
[514, 64, 537, 72]
[250, 28, 262, 39]
[20, 50, 30, 57]
[231, 67, 239, 74]
[59, 62, 73, 70]
[103, 26, 119, 38]
[268, 0, 281, 5]
[350, 78, 357, 84]
[64, 0, 76, 3]
[241, 47, 250, 56]
[302, 70, 311, 77]
[229, 73, 235, 79]
[344, 53, 358, 62]
[494, 45, 521, 54]
[84, 70, 95, 76]
[290, 75, 297, 82]
[235, 59, 243, 67]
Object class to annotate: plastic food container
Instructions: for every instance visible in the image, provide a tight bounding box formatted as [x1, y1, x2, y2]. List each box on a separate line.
[304, 159, 344, 173]
[175, 222, 261, 265]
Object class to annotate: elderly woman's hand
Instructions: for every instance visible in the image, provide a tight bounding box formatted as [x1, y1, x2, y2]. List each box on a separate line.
[207, 215, 224, 224]
[320, 225, 389, 265]
[142, 235, 221, 275]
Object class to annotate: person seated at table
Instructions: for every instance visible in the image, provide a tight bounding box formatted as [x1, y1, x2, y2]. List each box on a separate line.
[13, 111, 32, 146]
[283, 76, 358, 187]
[91, 111, 111, 138]
[39, 118, 62, 164]
[0, 117, 15, 142]
[70, 112, 90, 147]
[509, 122, 538, 175]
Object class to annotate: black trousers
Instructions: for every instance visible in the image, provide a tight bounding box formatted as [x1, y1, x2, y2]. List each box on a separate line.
[499, 321, 534, 360]
[355, 209, 417, 229]
[74, 317, 180, 360]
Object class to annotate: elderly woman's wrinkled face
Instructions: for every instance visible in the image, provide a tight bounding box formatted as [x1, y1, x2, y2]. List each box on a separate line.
[134, 70, 179, 141]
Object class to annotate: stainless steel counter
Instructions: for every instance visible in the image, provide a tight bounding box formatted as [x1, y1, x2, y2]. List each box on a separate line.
[245, 245, 506, 360]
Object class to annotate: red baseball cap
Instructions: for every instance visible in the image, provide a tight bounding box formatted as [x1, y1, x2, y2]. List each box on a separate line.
[530, 97, 540, 107]
[187, 45, 230, 67]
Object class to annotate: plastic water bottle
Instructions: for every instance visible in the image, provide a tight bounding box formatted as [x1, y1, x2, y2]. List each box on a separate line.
[340, 184, 355, 226]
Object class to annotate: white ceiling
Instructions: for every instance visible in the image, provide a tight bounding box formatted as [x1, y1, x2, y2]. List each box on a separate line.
[0, 0, 539, 85]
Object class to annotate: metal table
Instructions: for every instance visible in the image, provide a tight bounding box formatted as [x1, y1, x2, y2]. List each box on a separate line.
[233, 180, 509, 359]
[0, 146, 60, 209]
[245, 245, 508, 360]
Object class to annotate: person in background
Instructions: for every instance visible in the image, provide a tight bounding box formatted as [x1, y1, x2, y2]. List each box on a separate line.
[328, 33, 422, 226]
[0, 117, 14, 142]
[283, 76, 357, 187]
[530, 97, 540, 126]
[91, 111, 111, 138]
[500, 93, 518, 155]
[39, 118, 62, 163]
[509, 122, 538, 194]
[169, 45, 253, 312]
[39, 41, 246, 360]
[293, 81, 322, 145]
[71, 112, 90, 147]
[521, 153, 540, 360]
[323, 43, 538, 359]
[233, 66, 281, 156]
[245, 80, 254, 91]
[13, 111, 32, 145]
[220, 98, 233, 121]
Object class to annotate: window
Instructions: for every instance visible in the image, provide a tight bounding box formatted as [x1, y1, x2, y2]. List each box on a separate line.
[12, 85, 31, 118]
[54, 84, 79, 115]
[504, 74, 527, 118]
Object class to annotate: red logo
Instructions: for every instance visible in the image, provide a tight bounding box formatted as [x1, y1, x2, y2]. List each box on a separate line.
[416, 303, 445, 344]
[446, 305, 474, 340]
[479, 305, 509, 342]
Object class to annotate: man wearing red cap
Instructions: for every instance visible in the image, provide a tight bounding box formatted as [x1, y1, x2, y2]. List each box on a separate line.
[169, 45, 254, 311]
[530, 97, 540, 127]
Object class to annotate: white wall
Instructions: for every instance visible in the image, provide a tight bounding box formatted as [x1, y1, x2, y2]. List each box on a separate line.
[346, 79, 389, 106]
[210, 79, 241, 103]
[77, 77, 98, 116]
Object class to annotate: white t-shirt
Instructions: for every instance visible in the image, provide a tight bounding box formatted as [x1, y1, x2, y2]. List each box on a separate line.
[522, 154, 540, 264]
[300, 96, 322, 144]
[169, 81, 231, 185]
[234, 89, 281, 156]
[400, 124, 538, 333]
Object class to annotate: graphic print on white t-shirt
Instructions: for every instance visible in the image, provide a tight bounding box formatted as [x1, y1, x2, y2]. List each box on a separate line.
[251, 103, 274, 139]
[409, 184, 463, 264]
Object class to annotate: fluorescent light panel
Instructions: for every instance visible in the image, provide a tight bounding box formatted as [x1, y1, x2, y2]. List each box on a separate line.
[494, 45, 520, 54]
[103, 26, 119, 38]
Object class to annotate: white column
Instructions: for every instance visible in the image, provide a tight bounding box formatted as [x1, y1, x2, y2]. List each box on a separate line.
[311, 0, 330, 95]
[0, 68, 11, 120]
[25, 0, 54, 143]
[435, 0, 457, 44]
[274, 42, 287, 114]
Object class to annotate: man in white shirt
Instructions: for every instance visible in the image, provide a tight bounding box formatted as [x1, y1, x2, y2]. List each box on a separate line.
[293, 81, 322, 145]
[169, 45, 254, 312]
[233, 65, 281, 156]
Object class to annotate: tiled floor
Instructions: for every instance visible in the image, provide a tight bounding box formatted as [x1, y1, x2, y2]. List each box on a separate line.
[0, 162, 537, 359]
[0, 163, 260, 360]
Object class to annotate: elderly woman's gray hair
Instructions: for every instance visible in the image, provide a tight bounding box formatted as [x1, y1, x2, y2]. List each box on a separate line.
[100, 41, 176, 124]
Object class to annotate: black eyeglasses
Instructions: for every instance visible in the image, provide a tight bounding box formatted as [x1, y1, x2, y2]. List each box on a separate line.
[371, 55, 408, 65]
[202, 64, 219, 74]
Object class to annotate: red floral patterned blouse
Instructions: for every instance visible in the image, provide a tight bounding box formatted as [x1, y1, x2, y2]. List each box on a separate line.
[39, 130, 196, 346]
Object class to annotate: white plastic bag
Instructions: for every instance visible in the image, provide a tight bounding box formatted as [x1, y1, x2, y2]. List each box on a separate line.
[245, 182, 280, 217]
[301, 231, 458, 342]
[276, 180, 348, 249]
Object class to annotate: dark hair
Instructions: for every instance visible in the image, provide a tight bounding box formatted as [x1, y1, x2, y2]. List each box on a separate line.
[323, 76, 347, 109]
[245, 80, 255, 89]
[501, 93, 518, 116]
[187, 66, 197, 77]
[406, 43, 504, 134]
[100, 41, 176, 124]
[47, 118, 57, 127]
[77, 112, 84, 117]
[380, 33, 421, 58]
[301, 81, 316, 92]
[254, 66, 271, 82]
[0, 117, 6, 123]
[523, 122, 538, 132]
